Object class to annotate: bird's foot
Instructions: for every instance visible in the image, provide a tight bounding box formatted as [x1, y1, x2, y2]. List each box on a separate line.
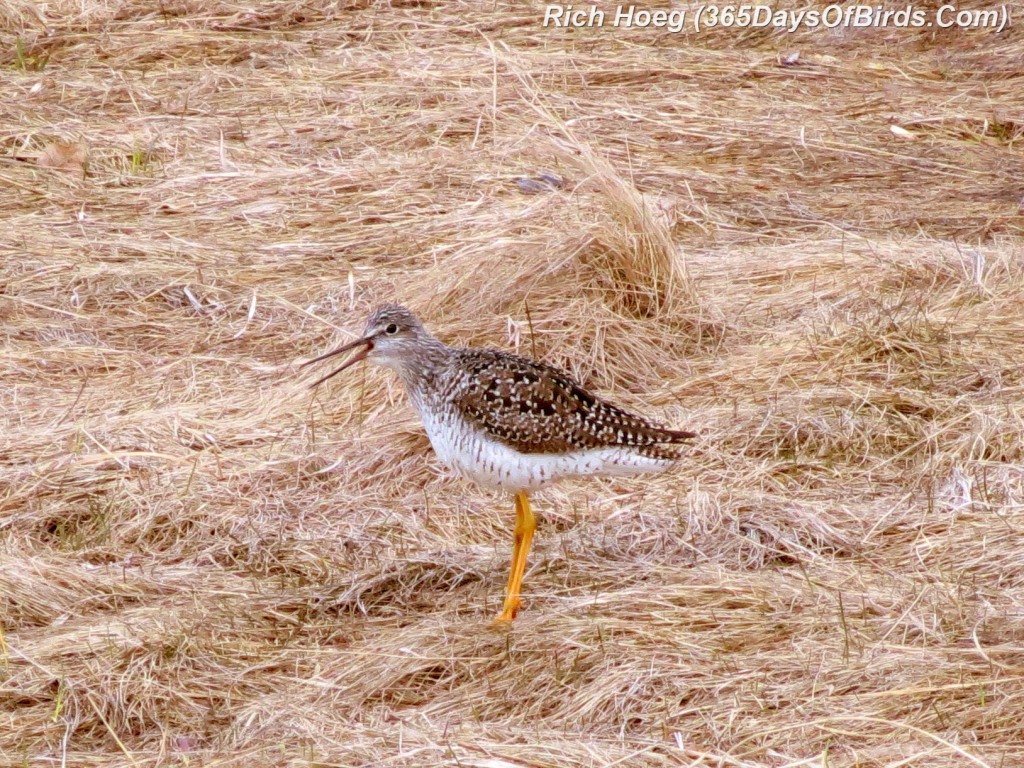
[492, 596, 521, 625]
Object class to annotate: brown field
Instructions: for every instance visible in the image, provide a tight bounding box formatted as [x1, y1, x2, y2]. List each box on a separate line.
[3, 1, 1024, 766]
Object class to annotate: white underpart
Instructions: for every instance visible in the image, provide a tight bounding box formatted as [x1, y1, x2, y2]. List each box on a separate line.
[416, 403, 674, 491]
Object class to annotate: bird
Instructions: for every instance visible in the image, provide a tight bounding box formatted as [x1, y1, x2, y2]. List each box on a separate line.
[302, 304, 696, 622]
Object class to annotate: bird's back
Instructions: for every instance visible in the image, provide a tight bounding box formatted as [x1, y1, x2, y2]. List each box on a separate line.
[443, 347, 693, 455]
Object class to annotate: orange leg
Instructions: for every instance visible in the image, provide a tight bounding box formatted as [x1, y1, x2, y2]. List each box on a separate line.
[495, 491, 536, 622]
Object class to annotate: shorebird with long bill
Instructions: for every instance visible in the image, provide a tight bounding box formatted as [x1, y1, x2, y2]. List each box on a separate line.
[303, 305, 696, 622]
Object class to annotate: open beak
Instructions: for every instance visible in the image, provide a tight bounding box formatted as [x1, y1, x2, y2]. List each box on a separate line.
[301, 336, 373, 388]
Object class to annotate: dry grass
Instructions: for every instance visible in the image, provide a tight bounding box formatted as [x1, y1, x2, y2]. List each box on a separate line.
[3, 1, 1024, 765]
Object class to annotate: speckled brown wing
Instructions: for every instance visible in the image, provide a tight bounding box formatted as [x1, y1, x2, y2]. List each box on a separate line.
[446, 348, 696, 457]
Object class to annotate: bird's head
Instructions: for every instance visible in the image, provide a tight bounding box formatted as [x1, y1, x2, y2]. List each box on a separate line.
[302, 304, 432, 387]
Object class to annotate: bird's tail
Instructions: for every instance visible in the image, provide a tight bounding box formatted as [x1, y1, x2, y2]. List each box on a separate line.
[655, 428, 698, 443]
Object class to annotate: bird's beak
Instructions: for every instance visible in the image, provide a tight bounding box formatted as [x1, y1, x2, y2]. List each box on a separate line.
[301, 335, 373, 388]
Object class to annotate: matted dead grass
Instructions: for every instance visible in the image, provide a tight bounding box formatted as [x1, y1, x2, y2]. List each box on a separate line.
[3, 1, 1024, 766]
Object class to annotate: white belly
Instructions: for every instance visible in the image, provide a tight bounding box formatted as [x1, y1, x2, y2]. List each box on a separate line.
[417, 405, 674, 491]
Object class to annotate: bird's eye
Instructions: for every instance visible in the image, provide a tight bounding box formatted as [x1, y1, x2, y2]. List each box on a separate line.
[385, 323, 399, 335]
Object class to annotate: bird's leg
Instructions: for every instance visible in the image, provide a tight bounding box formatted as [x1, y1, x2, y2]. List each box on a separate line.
[496, 491, 536, 622]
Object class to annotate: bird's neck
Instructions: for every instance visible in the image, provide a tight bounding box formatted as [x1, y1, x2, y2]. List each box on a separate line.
[392, 336, 453, 404]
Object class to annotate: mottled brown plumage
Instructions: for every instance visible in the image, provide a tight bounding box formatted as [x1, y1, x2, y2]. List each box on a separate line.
[449, 348, 695, 458]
